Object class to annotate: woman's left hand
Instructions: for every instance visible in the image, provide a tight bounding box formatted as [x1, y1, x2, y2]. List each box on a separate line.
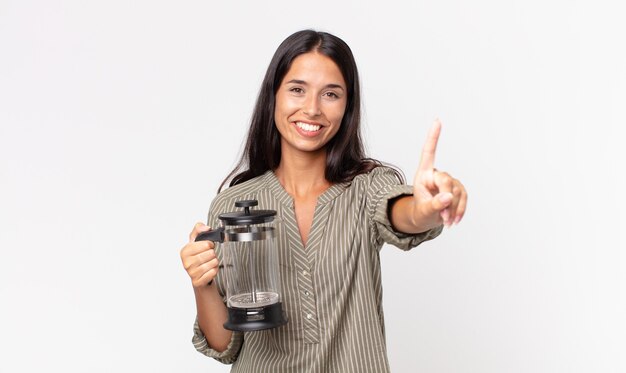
[410, 119, 468, 229]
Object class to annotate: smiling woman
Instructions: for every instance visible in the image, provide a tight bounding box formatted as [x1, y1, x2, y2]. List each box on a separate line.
[179, 29, 467, 373]
[274, 52, 347, 158]
[218, 30, 385, 190]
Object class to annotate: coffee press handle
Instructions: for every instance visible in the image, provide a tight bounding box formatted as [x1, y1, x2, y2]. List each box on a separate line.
[195, 227, 225, 242]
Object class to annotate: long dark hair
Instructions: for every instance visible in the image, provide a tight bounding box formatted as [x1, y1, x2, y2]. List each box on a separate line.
[219, 30, 403, 192]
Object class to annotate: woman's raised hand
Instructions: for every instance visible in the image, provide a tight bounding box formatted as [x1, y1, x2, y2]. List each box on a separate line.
[411, 120, 468, 229]
[180, 223, 220, 288]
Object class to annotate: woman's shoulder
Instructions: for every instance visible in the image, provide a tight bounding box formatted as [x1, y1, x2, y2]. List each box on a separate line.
[351, 165, 405, 186]
[208, 172, 271, 216]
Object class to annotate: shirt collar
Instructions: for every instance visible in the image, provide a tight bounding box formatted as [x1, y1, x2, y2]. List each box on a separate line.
[262, 170, 349, 207]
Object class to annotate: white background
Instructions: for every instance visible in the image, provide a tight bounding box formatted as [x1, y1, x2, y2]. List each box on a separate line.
[1, 0, 625, 372]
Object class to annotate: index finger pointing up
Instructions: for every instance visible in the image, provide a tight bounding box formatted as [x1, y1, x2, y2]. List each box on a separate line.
[418, 119, 442, 173]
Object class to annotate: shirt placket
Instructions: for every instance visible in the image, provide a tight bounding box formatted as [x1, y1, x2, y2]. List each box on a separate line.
[283, 204, 321, 344]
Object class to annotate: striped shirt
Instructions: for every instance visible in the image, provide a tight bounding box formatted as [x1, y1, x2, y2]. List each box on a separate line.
[192, 167, 443, 372]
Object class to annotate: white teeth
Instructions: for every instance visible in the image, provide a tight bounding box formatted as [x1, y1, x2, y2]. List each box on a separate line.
[295, 122, 321, 132]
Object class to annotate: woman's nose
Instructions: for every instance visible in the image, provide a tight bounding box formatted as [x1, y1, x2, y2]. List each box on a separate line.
[302, 95, 321, 117]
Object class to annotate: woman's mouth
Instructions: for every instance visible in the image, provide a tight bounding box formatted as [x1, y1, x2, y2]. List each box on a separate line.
[295, 121, 322, 132]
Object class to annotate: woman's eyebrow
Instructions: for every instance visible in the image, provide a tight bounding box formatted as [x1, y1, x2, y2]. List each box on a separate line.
[285, 79, 307, 85]
[285, 79, 345, 91]
[325, 83, 345, 91]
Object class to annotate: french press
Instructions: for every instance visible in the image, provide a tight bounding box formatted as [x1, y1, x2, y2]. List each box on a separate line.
[195, 199, 287, 331]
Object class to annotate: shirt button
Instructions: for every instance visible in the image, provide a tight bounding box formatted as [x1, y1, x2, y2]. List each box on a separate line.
[302, 270, 309, 276]
[306, 313, 313, 320]
[304, 291, 310, 296]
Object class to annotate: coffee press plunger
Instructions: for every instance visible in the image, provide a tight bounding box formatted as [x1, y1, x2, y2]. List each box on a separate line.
[195, 199, 287, 331]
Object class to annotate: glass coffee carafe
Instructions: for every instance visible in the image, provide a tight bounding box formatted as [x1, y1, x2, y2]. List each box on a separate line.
[195, 199, 287, 331]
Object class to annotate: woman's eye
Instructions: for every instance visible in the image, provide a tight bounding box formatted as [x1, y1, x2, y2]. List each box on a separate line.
[289, 87, 304, 94]
[324, 91, 339, 99]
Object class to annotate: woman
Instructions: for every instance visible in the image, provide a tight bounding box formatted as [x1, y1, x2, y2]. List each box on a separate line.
[180, 30, 467, 372]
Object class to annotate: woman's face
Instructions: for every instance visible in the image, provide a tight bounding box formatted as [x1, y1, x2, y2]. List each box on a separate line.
[274, 52, 347, 156]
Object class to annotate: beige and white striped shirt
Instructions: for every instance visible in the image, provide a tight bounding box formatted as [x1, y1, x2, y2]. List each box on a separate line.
[192, 167, 443, 372]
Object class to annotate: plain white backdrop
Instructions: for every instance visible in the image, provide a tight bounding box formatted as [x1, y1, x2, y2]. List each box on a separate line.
[1, 0, 625, 372]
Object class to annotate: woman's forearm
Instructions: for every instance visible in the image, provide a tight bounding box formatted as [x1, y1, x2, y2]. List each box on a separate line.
[194, 283, 232, 352]
[389, 195, 442, 234]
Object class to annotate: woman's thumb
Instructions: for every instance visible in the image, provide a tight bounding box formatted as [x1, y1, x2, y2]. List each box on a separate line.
[432, 192, 453, 212]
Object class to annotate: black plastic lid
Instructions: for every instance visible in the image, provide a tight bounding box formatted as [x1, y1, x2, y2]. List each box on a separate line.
[218, 199, 276, 225]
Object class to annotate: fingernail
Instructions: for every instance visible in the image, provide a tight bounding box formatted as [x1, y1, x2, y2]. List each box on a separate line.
[440, 209, 449, 221]
[454, 215, 462, 224]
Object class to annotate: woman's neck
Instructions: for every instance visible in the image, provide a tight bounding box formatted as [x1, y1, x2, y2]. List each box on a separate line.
[274, 148, 331, 198]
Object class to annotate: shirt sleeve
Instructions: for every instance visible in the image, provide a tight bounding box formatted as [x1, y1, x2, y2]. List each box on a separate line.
[367, 167, 444, 250]
[192, 318, 244, 364]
